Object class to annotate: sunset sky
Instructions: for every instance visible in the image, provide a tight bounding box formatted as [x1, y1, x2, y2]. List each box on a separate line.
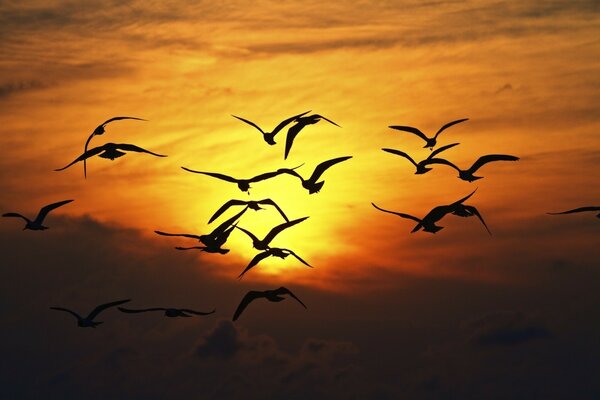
[1, 1, 599, 399]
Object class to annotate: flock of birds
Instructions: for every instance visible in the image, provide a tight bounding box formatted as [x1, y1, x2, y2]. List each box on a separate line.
[2, 114, 598, 328]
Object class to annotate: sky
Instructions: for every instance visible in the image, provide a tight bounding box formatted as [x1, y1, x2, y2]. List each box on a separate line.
[0, 0, 599, 399]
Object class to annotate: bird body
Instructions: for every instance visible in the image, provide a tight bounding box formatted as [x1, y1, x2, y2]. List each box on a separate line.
[2, 199, 73, 230]
[50, 299, 130, 328]
[388, 119, 468, 149]
[232, 287, 306, 321]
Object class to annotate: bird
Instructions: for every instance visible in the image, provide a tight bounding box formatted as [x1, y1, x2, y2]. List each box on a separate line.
[372, 189, 477, 233]
[235, 216, 309, 251]
[450, 204, 492, 235]
[382, 143, 460, 174]
[284, 114, 340, 159]
[279, 156, 352, 194]
[427, 154, 519, 182]
[83, 117, 146, 178]
[208, 199, 289, 224]
[118, 307, 215, 318]
[232, 287, 306, 321]
[2, 199, 73, 230]
[548, 206, 600, 219]
[388, 118, 468, 150]
[50, 299, 131, 328]
[181, 166, 299, 193]
[232, 111, 311, 145]
[238, 247, 311, 279]
[55, 142, 166, 174]
[173, 225, 236, 254]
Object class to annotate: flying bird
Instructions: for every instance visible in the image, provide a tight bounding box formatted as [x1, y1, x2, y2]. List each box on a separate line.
[50, 299, 131, 328]
[118, 307, 215, 318]
[83, 117, 146, 178]
[548, 206, 600, 219]
[236, 216, 309, 251]
[209, 199, 289, 224]
[232, 111, 310, 145]
[232, 287, 306, 321]
[181, 166, 298, 193]
[238, 247, 311, 279]
[382, 143, 460, 174]
[2, 199, 73, 230]
[55, 142, 166, 174]
[389, 118, 468, 150]
[284, 114, 340, 159]
[280, 156, 352, 194]
[427, 154, 519, 182]
[173, 225, 236, 254]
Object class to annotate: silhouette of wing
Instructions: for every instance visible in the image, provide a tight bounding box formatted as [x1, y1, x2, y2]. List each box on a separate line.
[262, 216, 309, 245]
[462, 205, 492, 236]
[371, 203, 421, 223]
[212, 206, 248, 238]
[34, 199, 73, 225]
[427, 143, 460, 160]
[118, 307, 166, 313]
[175, 246, 206, 251]
[271, 111, 311, 136]
[433, 118, 468, 139]
[257, 199, 289, 222]
[235, 225, 261, 244]
[313, 114, 340, 127]
[2, 213, 29, 222]
[49, 307, 82, 321]
[467, 154, 519, 174]
[388, 125, 429, 142]
[285, 249, 311, 267]
[181, 167, 238, 183]
[450, 189, 477, 206]
[238, 251, 272, 278]
[180, 308, 216, 315]
[233, 291, 266, 321]
[284, 122, 307, 160]
[426, 157, 461, 172]
[87, 299, 131, 320]
[208, 200, 248, 224]
[274, 287, 307, 308]
[231, 115, 265, 134]
[308, 156, 352, 183]
[154, 230, 202, 240]
[55, 145, 107, 171]
[382, 148, 418, 167]
[98, 116, 147, 129]
[548, 206, 600, 215]
[114, 143, 166, 157]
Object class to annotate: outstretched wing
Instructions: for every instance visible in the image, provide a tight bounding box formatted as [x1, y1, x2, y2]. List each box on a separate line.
[180, 308, 216, 316]
[285, 249, 312, 267]
[308, 156, 352, 183]
[208, 200, 248, 224]
[284, 122, 307, 160]
[232, 115, 265, 134]
[115, 143, 166, 157]
[433, 118, 468, 139]
[212, 206, 248, 238]
[467, 154, 519, 174]
[313, 114, 340, 127]
[99, 116, 147, 128]
[263, 216, 309, 245]
[271, 110, 311, 136]
[49, 307, 82, 321]
[382, 148, 418, 167]
[548, 206, 600, 215]
[388, 125, 429, 142]
[426, 157, 461, 172]
[274, 287, 307, 308]
[257, 199, 289, 222]
[181, 167, 238, 183]
[87, 299, 131, 320]
[232, 291, 265, 321]
[462, 205, 491, 235]
[118, 307, 166, 313]
[2, 213, 29, 222]
[34, 199, 74, 225]
[235, 225, 261, 244]
[427, 143, 460, 160]
[55, 145, 107, 171]
[371, 203, 421, 223]
[249, 169, 286, 183]
[238, 251, 272, 279]
[175, 246, 205, 251]
[154, 230, 202, 240]
[450, 189, 478, 207]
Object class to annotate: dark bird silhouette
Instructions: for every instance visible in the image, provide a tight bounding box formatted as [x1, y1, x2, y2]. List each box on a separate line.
[232, 111, 310, 145]
[451, 204, 492, 235]
[209, 199, 289, 224]
[232, 287, 306, 321]
[83, 117, 146, 178]
[382, 143, 460, 174]
[236, 216, 309, 250]
[548, 206, 600, 219]
[3, 199, 73, 230]
[50, 299, 130, 328]
[181, 166, 298, 193]
[389, 118, 468, 150]
[56, 142, 166, 174]
[284, 114, 340, 159]
[427, 154, 519, 182]
[238, 247, 311, 279]
[372, 189, 477, 233]
[280, 156, 352, 194]
[118, 307, 215, 318]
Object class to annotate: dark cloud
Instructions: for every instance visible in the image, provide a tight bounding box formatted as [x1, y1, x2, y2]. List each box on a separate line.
[468, 311, 552, 347]
[0, 80, 48, 99]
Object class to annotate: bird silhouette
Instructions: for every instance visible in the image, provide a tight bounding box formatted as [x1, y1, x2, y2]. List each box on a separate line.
[284, 114, 340, 159]
[235, 216, 309, 251]
[280, 156, 352, 194]
[382, 143, 460, 174]
[548, 206, 600, 219]
[55, 142, 166, 174]
[83, 117, 146, 178]
[427, 154, 519, 182]
[389, 118, 468, 150]
[209, 199, 289, 224]
[451, 204, 492, 235]
[118, 307, 215, 318]
[50, 299, 130, 328]
[181, 166, 298, 193]
[238, 247, 311, 279]
[2, 199, 73, 230]
[372, 189, 477, 233]
[232, 287, 306, 321]
[232, 111, 310, 145]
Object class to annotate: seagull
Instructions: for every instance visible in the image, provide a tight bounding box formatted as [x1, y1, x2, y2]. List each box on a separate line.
[235, 216, 309, 251]
[548, 206, 600, 219]
[181, 166, 299, 193]
[173, 225, 236, 254]
[372, 189, 477, 233]
[2, 199, 73, 230]
[388, 118, 468, 150]
[451, 204, 492, 235]
[118, 307, 215, 318]
[232, 111, 310, 145]
[208, 199, 289, 224]
[83, 117, 146, 178]
[284, 114, 340, 159]
[238, 247, 311, 279]
[280, 156, 352, 194]
[427, 154, 519, 182]
[382, 143, 460, 174]
[55, 142, 166, 174]
[232, 287, 306, 321]
[50, 299, 131, 328]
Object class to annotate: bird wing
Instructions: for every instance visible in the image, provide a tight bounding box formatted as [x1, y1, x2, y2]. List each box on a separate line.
[114, 143, 166, 157]
[271, 110, 312, 135]
[263, 216, 309, 245]
[34, 199, 74, 225]
[212, 206, 248, 237]
[181, 167, 238, 183]
[235, 225, 260, 244]
[462, 205, 492, 236]
[548, 206, 600, 215]
[313, 114, 340, 127]
[427, 142, 460, 160]
[371, 203, 421, 223]
[238, 251, 272, 278]
[87, 299, 131, 320]
[257, 199, 289, 222]
[285, 249, 312, 267]
[450, 189, 478, 206]
[231, 115, 265, 134]
[467, 154, 519, 174]
[275, 287, 307, 308]
[154, 230, 202, 240]
[308, 156, 352, 183]
[100, 116, 147, 127]
[249, 169, 286, 183]
[118, 307, 166, 313]
[284, 121, 308, 160]
[54, 145, 107, 171]
[208, 200, 248, 224]
[232, 291, 265, 321]
[175, 246, 205, 251]
[381, 148, 418, 167]
[49, 307, 82, 321]
[180, 308, 216, 316]
[2, 213, 30, 222]
[433, 118, 468, 139]
[426, 158, 461, 172]
[388, 125, 429, 142]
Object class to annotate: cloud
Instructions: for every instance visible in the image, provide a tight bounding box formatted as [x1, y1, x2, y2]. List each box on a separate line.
[468, 311, 552, 347]
[0, 80, 48, 99]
